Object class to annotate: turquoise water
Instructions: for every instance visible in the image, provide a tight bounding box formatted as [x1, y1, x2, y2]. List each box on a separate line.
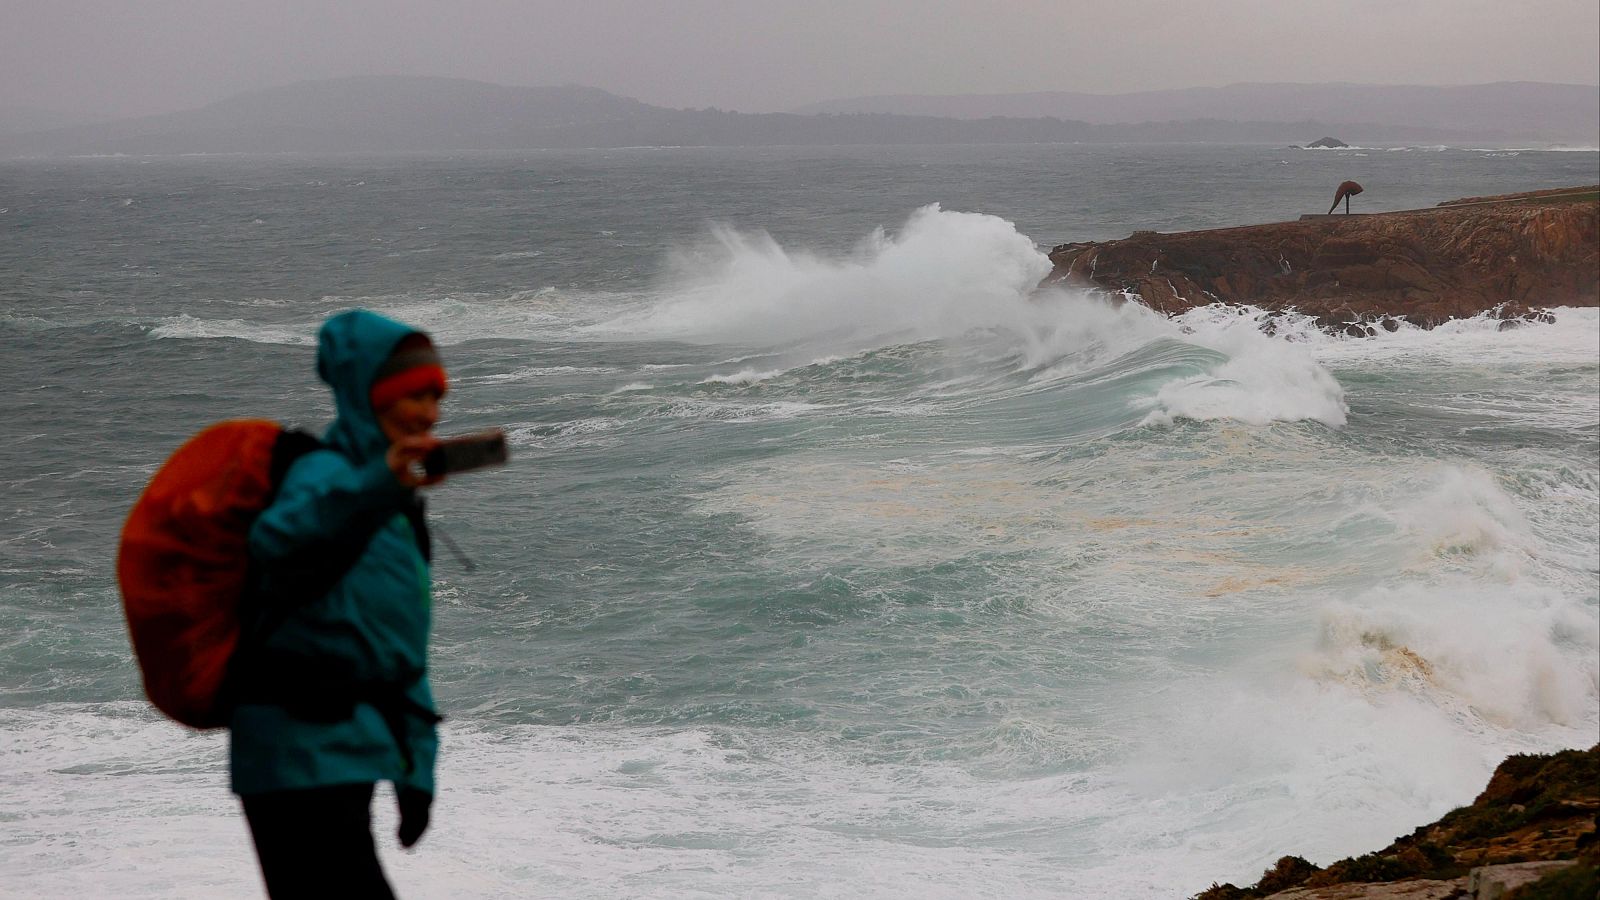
[2, 145, 1597, 898]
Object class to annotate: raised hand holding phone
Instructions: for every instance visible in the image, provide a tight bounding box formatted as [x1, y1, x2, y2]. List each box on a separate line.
[422, 429, 509, 478]
[387, 434, 445, 488]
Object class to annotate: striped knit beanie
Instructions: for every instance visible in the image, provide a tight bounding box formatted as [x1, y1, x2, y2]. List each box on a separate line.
[369, 333, 447, 411]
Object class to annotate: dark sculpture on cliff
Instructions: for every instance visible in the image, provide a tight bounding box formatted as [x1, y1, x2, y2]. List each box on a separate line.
[1329, 180, 1364, 215]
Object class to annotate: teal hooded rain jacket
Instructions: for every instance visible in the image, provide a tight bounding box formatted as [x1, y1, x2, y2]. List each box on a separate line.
[229, 309, 440, 797]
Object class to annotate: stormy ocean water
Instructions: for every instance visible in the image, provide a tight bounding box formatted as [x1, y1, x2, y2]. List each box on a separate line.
[2, 143, 1598, 898]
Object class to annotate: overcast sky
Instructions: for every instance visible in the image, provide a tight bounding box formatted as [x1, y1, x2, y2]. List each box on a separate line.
[4, 0, 1597, 118]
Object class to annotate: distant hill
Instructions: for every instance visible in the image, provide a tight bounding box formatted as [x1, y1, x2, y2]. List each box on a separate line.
[794, 82, 1600, 145]
[1, 77, 660, 155]
[0, 105, 100, 136]
[0, 76, 1580, 157]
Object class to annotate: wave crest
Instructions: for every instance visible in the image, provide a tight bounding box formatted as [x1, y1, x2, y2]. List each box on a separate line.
[603, 204, 1050, 349]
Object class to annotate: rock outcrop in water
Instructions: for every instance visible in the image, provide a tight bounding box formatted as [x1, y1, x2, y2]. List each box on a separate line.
[1193, 745, 1600, 900]
[1045, 187, 1600, 331]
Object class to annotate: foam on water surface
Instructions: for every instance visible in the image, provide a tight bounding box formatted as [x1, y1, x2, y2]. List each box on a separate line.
[3, 150, 1597, 898]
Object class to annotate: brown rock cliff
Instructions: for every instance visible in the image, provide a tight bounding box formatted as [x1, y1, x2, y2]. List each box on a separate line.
[1046, 188, 1599, 329]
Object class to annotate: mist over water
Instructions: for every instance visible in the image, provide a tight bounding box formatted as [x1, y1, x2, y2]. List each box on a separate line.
[613, 204, 1050, 347]
[2, 145, 1597, 897]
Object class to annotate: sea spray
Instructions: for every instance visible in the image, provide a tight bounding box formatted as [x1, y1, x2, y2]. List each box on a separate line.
[598, 207, 1353, 429]
[1301, 463, 1598, 731]
[1306, 585, 1598, 731]
[609, 204, 1050, 349]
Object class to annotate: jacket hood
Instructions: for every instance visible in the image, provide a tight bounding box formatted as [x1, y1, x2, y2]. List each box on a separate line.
[316, 309, 428, 463]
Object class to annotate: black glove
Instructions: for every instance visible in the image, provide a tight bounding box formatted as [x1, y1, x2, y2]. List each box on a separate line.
[397, 786, 433, 848]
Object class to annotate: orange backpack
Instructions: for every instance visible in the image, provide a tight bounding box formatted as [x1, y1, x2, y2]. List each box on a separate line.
[117, 420, 321, 729]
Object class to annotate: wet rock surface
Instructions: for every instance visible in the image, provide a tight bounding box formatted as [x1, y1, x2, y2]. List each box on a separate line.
[1046, 187, 1599, 330]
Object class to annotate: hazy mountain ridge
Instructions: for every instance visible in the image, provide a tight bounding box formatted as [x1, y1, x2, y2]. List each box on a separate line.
[2, 77, 658, 155]
[2, 76, 1589, 157]
[794, 82, 1600, 143]
[0, 105, 102, 136]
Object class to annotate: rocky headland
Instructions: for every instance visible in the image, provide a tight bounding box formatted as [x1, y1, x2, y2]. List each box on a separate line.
[1045, 187, 1599, 333]
[1194, 745, 1599, 900]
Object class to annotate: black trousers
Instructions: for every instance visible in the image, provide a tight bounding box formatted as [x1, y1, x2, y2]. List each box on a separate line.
[242, 783, 396, 900]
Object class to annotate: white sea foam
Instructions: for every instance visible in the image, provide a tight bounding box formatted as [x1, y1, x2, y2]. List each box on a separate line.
[1391, 466, 1535, 573]
[655, 398, 830, 423]
[590, 209, 1352, 429]
[1110, 487, 1596, 875]
[140, 288, 645, 347]
[598, 204, 1049, 351]
[1293, 462, 1597, 736]
[1301, 504, 1596, 734]
[1306, 306, 1600, 370]
[1459, 146, 1600, 153]
[147, 314, 315, 346]
[8, 410, 1594, 900]
[7, 638, 1594, 900]
[692, 428, 1596, 881]
[698, 368, 786, 386]
[1107, 667, 1542, 881]
[1127, 304, 1600, 429]
[505, 418, 625, 450]
[1015, 288, 1175, 377]
[1137, 349, 1347, 428]
[0, 705, 1145, 898]
[143, 214, 1592, 439]
[474, 364, 623, 385]
[1140, 306, 1349, 428]
[1305, 586, 1598, 731]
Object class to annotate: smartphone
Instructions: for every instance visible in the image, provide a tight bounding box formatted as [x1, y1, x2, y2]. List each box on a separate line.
[423, 430, 509, 477]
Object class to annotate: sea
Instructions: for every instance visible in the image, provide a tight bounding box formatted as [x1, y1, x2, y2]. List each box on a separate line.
[2, 143, 1598, 898]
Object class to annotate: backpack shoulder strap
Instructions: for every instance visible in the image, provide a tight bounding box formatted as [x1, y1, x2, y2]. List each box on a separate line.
[268, 429, 325, 496]
[235, 432, 375, 629]
[226, 434, 400, 710]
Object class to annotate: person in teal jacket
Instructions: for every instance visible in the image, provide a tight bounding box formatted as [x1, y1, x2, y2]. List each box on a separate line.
[230, 309, 448, 899]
